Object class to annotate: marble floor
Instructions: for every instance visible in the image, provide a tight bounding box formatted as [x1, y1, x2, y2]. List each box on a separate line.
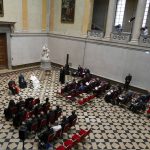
[0, 67, 150, 150]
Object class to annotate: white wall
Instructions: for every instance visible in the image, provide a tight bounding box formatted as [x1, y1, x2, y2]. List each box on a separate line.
[11, 34, 47, 66]
[48, 35, 85, 68]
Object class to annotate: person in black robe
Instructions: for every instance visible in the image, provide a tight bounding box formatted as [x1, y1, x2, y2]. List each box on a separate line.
[18, 73, 27, 89]
[124, 74, 132, 90]
[59, 67, 65, 84]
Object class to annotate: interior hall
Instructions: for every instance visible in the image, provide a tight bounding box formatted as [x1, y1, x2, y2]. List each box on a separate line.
[0, 0, 150, 149]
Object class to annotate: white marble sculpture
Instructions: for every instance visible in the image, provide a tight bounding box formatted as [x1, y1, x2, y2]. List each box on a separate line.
[40, 44, 51, 70]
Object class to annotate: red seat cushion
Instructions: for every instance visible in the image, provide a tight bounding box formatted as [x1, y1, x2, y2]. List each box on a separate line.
[56, 145, 65, 150]
[64, 139, 73, 149]
[79, 129, 86, 135]
[72, 133, 80, 142]
[78, 100, 84, 105]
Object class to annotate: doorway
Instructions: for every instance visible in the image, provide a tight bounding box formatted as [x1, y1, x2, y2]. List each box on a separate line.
[0, 33, 8, 69]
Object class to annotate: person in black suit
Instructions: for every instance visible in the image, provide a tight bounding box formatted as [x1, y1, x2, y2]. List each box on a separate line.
[4, 100, 16, 120]
[59, 67, 65, 84]
[67, 111, 77, 125]
[124, 74, 132, 90]
[61, 116, 69, 132]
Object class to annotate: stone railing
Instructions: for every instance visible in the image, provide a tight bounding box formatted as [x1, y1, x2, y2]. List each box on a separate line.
[87, 30, 104, 40]
[111, 32, 131, 43]
[139, 35, 150, 47]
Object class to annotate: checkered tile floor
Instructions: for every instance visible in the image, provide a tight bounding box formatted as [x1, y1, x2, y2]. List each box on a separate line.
[0, 67, 150, 150]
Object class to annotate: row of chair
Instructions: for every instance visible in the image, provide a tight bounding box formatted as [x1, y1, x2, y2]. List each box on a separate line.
[77, 95, 95, 106]
[56, 128, 91, 150]
[25, 109, 62, 133]
[39, 117, 77, 144]
[4, 98, 41, 121]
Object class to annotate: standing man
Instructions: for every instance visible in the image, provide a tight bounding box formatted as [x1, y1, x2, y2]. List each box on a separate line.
[59, 67, 65, 84]
[124, 74, 132, 91]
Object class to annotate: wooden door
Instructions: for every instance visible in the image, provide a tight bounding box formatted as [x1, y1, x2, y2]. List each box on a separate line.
[0, 33, 7, 69]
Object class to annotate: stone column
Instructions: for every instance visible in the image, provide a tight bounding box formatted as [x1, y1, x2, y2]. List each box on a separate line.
[103, 0, 117, 40]
[129, 0, 147, 44]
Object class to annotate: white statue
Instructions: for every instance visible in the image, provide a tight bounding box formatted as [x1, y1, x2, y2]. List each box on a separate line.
[41, 44, 51, 70]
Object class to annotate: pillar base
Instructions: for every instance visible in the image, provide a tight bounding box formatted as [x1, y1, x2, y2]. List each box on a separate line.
[102, 36, 111, 41]
[128, 39, 139, 45]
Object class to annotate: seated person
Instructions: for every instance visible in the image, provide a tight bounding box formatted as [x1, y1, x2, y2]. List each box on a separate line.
[63, 82, 70, 93]
[147, 106, 150, 118]
[117, 91, 133, 105]
[129, 99, 146, 113]
[25, 97, 34, 108]
[78, 82, 86, 92]
[18, 73, 27, 89]
[72, 65, 83, 77]
[78, 65, 83, 72]
[51, 125, 62, 133]
[33, 103, 43, 115]
[13, 108, 26, 128]
[105, 88, 115, 102]
[61, 116, 69, 132]
[38, 128, 54, 143]
[138, 94, 150, 103]
[114, 24, 122, 32]
[8, 80, 19, 95]
[67, 111, 77, 125]
[26, 115, 38, 131]
[4, 100, 16, 120]
[54, 105, 62, 119]
[43, 98, 50, 111]
[46, 110, 56, 124]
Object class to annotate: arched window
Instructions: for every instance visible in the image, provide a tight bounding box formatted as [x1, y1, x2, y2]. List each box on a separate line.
[142, 0, 150, 27]
[115, 0, 126, 26]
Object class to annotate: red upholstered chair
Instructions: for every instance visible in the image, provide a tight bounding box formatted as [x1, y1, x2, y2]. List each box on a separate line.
[70, 118, 77, 127]
[72, 133, 81, 145]
[10, 107, 17, 114]
[91, 95, 95, 99]
[79, 128, 91, 139]
[77, 100, 84, 105]
[86, 96, 91, 102]
[63, 123, 71, 132]
[31, 123, 38, 133]
[83, 98, 88, 104]
[35, 98, 40, 104]
[56, 145, 66, 150]
[49, 113, 56, 124]
[64, 139, 73, 150]
[38, 107, 43, 114]
[56, 111, 62, 121]
[24, 111, 33, 121]
[40, 119, 47, 129]
[47, 133, 55, 142]
[55, 129, 62, 138]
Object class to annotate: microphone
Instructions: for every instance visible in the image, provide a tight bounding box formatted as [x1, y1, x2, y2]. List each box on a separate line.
[128, 17, 135, 23]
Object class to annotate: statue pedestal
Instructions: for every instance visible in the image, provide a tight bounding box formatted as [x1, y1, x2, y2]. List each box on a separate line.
[40, 60, 51, 80]
[40, 44, 51, 80]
